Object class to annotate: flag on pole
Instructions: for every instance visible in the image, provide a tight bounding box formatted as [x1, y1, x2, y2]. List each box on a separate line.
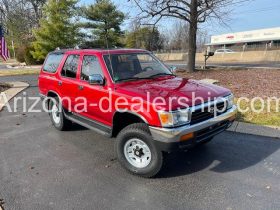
[0, 26, 10, 61]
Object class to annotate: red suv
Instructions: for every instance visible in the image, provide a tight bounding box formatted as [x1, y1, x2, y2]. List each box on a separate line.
[39, 49, 237, 177]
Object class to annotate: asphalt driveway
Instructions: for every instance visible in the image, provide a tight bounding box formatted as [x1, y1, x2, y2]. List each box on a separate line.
[0, 75, 279, 210]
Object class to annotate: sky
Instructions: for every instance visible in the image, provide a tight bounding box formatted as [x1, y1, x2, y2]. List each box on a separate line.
[81, 0, 280, 36]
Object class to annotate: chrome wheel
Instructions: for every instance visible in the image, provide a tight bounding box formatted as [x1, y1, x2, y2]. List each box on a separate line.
[51, 103, 61, 124]
[124, 138, 152, 168]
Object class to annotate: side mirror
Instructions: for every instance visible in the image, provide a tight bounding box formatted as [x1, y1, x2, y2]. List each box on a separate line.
[169, 66, 177, 73]
[88, 74, 105, 85]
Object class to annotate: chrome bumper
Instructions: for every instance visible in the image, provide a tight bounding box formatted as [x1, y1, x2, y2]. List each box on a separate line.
[149, 105, 237, 143]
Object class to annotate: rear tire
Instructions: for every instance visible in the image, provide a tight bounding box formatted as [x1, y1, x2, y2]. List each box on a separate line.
[115, 123, 163, 178]
[49, 97, 72, 131]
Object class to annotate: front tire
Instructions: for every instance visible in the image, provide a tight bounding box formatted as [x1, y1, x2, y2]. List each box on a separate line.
[115, 123, 163, 178]
[49, 97, 72, 131]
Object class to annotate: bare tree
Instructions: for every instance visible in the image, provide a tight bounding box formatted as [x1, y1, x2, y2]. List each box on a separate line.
[0, 0, 46, 47]
[130, 0, 250, 72]
[0, 0, 46, 31]
[164, 20, 208, 53]
[196, 29, 208, 53]
[169, 21, 189, 51]
[27, 0, 46, 26]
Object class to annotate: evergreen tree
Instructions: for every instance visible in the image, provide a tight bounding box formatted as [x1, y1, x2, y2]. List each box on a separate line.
[31, 0, 79, 60]
[80, 0, 125, 48]
[125, 27, 163, 51]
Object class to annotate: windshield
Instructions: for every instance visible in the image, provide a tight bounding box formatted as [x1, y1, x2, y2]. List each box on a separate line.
[103, 53, 173, 82]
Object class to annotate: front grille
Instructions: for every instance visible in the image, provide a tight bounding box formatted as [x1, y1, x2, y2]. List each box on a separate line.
[195, 121, 229, 143]
[190, 101, 228, 125]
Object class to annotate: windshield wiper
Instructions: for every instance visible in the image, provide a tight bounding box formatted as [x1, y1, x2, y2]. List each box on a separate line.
[115, 73, 175, 83]
[115, 77, 151, 83]
[150, 73, 175, 78]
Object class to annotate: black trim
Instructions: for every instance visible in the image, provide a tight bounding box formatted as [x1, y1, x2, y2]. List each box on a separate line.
[64, 111, 112, 137]
[41, 94, 112, 136]
[154, 120, 233, 152]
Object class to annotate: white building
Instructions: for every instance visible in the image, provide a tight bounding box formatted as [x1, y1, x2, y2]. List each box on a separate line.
[207, 27, 280, 51]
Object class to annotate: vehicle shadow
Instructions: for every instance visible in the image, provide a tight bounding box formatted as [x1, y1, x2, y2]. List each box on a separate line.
[157, 131, 280, 178]
[68, 123, 89, 131]
[48, 116, 280, 179]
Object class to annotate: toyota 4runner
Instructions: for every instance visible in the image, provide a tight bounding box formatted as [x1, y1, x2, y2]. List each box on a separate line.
[39, 49, 237, 177]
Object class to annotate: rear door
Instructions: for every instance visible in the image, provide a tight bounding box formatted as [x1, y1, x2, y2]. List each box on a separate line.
[58, 54, 81, 111]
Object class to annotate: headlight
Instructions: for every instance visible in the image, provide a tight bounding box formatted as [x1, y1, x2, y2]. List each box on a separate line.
[227, 94, 234, 109]
[158, 109, 191, 128]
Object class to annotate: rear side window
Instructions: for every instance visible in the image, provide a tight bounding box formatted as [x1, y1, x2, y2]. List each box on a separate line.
[61, 55, 80, 78]
[43, 53, 64, 73]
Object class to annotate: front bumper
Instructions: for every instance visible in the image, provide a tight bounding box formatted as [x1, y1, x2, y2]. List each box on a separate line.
[149, 105, 237, 152]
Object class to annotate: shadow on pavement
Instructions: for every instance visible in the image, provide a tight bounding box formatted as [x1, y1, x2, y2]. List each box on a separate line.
[69, 123, 89, 131]
[157, 131, 280, 178]
[55, 123, 280, 179]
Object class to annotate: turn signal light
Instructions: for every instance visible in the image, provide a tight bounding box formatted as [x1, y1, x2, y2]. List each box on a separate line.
[180, 133, 194, 142]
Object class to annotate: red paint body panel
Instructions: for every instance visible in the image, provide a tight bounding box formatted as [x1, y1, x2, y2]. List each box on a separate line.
[38, 49, 231, 128]
[114, 76, 230, 110]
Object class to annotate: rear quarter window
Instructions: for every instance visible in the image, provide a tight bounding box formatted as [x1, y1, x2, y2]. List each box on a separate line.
[43, 53, 64, 73]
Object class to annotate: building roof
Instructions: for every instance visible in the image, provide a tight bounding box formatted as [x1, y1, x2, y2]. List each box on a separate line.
[207, 27, 280, 46]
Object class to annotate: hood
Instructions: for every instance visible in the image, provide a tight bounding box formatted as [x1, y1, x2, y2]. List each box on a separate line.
[115, 76, 231, 110]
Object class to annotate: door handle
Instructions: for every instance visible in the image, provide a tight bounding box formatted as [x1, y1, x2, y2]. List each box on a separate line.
[78, 85, 84, 90]
[58, 81, 62, 86]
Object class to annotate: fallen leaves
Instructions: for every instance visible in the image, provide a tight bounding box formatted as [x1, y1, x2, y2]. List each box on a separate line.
[177, 69, 280, 99]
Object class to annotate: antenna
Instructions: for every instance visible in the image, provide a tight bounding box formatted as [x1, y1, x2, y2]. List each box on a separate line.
[105, 33, 115, 81]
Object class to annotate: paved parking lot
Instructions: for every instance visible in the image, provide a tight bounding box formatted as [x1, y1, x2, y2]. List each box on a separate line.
[0, 75, 279, 210]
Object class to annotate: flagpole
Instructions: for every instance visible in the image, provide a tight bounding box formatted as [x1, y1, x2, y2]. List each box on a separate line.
[11, 32, 16, 59]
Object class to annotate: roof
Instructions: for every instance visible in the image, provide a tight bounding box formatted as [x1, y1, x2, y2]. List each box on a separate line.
[207, 27, 280, 46]
[206, 38, 280, 46]
[49, 48, 149, 55]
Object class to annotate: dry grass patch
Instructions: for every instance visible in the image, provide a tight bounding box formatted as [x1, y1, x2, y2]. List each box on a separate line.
[0, 69, 40, 77]
[237, 99, 280, 127]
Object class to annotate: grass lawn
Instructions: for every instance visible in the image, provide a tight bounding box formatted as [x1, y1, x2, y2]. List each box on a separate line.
[178, 69, 280, 127]
[237, 99, 280, 127]
[0, 69, 40, 76]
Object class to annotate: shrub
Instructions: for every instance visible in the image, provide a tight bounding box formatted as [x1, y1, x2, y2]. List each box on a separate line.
[15, 45, 44, 65]
[24, 45, 44, 65]
[15, 46, 26, 63]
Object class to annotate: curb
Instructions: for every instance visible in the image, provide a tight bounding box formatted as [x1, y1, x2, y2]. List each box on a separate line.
[199, 79, 219, 84]
[207, 65, 280, 70]
[227, 121, 280, 139]
[0, 82, 29, 111]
